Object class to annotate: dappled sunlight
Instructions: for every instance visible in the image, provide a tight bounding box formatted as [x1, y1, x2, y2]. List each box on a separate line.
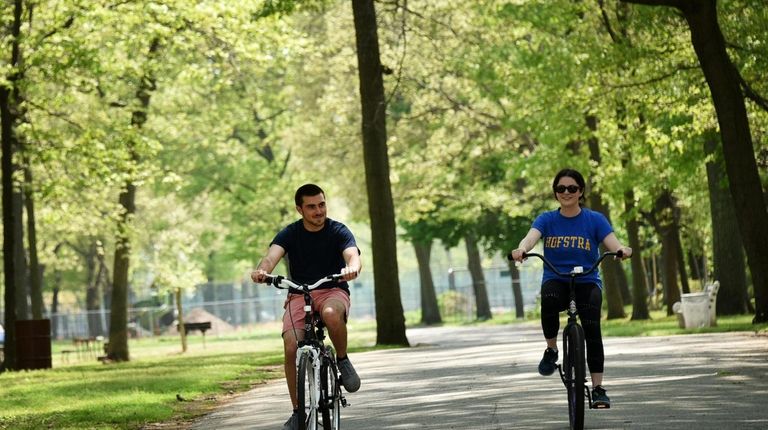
[192, 325, 768, 430]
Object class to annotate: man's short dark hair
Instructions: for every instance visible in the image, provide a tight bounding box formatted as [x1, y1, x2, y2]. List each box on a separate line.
[295, 184, 325, 206]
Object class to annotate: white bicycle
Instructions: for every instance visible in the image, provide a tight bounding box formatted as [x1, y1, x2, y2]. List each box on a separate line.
[263, 274, 347, 430]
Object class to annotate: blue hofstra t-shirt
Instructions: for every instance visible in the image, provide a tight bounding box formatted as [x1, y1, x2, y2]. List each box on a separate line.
[532, 208, 613, 288]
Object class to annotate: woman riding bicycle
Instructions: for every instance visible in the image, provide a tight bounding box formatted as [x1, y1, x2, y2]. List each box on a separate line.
[510, 168, 631, 408]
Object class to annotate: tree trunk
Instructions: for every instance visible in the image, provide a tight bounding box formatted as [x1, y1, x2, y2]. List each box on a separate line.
[675, 234, 690, 294]
[107, 38, 160, 361]
[413, 241, 441, 325]
[625, 0, 768, 323]
[648, 190, 682, 315]
[465, 234, 492, 320]
[351, 0, 408, 346]
[586, 115, 632, 310]
[625, 187, 650, 320]
[23, 163, 44, 319]
[705, 135, 748, 314]
[108, 181, 135, 362]
[176, 288, 187, 353]
[85, 242, 101, 337]
[507, 259, 525, 319]
[0, 0, 24, 372]
[13, 189, 29, 320]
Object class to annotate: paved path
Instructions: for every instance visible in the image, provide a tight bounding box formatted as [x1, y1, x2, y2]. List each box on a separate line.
[190, 324, 768, 429]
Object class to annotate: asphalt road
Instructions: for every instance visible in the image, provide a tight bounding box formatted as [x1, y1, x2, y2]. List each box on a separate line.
[189, 324, 768, 429]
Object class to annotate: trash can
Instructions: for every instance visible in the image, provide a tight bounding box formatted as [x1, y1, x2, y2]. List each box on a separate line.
[680, 292, 711, 329]
[16, 319, 52, 370]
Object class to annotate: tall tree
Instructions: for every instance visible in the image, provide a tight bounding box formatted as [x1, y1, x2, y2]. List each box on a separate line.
[622, 0, 768, 323]
[464, 233, 492, 320]
[413, 240, 442, 325]
[351, 0, 408, 346]
[0, 0, 23, 371]
[705, 134, 748, 314]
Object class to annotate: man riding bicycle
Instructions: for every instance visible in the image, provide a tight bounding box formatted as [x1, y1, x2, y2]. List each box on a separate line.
[251, 184, 362, 430]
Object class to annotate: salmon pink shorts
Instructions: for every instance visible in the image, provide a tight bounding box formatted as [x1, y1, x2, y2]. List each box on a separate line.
[282, 288, 351, 335]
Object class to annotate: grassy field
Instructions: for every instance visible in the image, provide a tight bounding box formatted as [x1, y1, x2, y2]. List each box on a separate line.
[1, 313, 765, 429]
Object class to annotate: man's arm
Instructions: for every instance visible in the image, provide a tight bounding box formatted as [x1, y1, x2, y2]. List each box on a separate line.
[341, 246, 361, 281]
[250, 244, 286, 283]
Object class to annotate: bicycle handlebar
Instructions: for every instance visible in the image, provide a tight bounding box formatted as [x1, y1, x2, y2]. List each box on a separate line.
[261, 273, 344, 293]
[506, 250, 623, 278]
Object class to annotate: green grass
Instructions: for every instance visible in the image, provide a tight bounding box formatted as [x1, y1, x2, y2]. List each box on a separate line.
[1, 312, 765, 429]
[0, 321, 378, 430]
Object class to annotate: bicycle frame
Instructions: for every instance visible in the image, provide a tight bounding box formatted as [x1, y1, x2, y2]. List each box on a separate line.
[263, 274, 346, 430]
[510, 250, 621, 430]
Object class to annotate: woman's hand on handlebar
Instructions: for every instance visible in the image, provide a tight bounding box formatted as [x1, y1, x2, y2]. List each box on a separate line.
[615, 246, 633, 260]
[509, 248, 527, 263]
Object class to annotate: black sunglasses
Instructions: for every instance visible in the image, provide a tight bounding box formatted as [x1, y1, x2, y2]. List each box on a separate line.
[554, 185, 581, 194]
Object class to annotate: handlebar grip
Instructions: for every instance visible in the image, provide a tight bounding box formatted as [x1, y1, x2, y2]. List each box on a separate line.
[616, 250, 623, 259]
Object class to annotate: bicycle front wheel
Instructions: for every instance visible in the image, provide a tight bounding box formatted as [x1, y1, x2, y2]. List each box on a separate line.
[298, 351, 319, 430]
[320, 348, 341, 430]
[563, 323, 586, 430]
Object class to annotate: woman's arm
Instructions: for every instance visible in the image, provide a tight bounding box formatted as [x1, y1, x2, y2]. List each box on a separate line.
[510, 228, 542, 262]
[602, 232, 632, 259]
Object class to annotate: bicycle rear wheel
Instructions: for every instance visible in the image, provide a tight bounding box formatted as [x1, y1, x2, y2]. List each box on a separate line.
[563, 323, 586, 430]
[320, 348, 341, 429]
[297, 351, 319, 430]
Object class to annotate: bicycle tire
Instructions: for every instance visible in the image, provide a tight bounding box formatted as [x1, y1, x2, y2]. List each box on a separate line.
[320, 348, 341, 430]
[297, 351, 319, 430]
[563, 323, 586, 430]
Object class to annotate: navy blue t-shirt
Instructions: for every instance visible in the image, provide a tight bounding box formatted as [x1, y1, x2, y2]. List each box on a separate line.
[532, 208, 613, 288]
[271, 218, 358, 294]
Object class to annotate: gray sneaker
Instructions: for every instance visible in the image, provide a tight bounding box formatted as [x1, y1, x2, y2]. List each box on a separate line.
[282, 411, 298, 430]
[337, 356, 361, 392]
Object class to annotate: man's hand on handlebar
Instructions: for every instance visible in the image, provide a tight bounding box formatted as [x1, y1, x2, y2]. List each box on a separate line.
[340, 266, 359, 282]
[250, 269, 269, 283]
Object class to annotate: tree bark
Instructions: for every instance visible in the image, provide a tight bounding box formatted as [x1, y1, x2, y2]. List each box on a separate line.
[465, 234, 492, 320]
[623, 0, 768, 323]
[23, 163, 44, 319]
[507, 259, 525, 319]
[586, 115, 631, 313]
[705, 135, 748, 314]
[351, 0, 408, 345]
[625, 187, 650, 320]
[648, 190, 683, 315]
[107, 38, 160, 361]
[1, 0, 24, 372]
[13, 190, 29, 320]
[413, 241, 442, 325]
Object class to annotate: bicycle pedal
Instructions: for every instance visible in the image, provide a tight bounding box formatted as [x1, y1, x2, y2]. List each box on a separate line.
[591, 402, 610, 409]
[341, 397, 350, 408]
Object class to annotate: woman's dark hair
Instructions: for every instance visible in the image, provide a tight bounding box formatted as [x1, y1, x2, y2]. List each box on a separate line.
[295, 183, 325, 206]
[552, 168, 586, 203]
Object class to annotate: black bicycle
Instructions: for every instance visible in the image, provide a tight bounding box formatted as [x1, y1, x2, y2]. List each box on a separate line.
[262, 274, 347, 430]
[510, 250, 621, 430]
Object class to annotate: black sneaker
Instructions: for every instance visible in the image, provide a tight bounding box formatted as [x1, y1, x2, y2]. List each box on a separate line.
[538, 347, 558, 376]
[591, 385, 611, 409]
[337, 356, 361, 392]
[282, 411, 299, 430]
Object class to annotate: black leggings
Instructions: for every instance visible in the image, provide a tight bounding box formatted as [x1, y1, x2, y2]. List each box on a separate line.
[540, 279, 604, 374]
